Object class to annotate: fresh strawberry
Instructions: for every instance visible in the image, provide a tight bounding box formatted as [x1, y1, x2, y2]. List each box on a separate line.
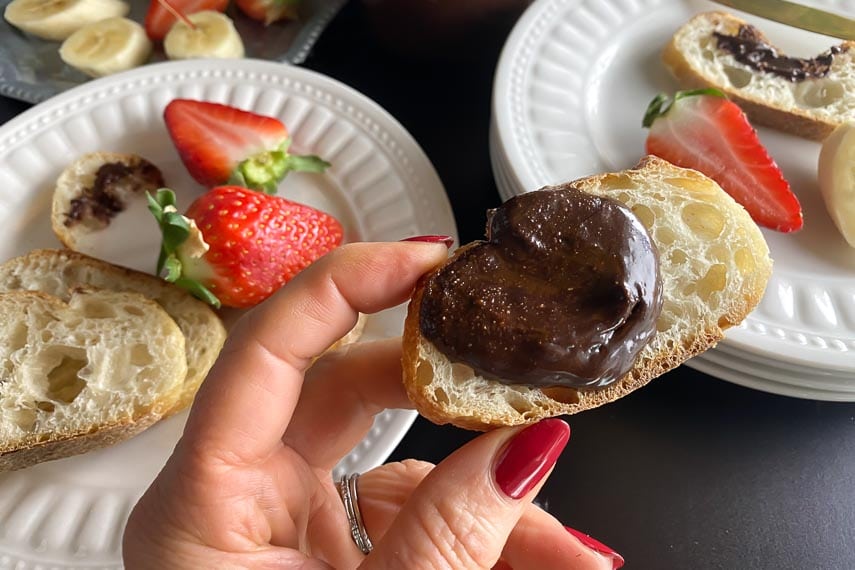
[145, 0, 228, 41]
[148, 186, 343, 308]
[643, 88, 802, 233]
[163, 99, 329, 193]
[235, 0, 299, 25]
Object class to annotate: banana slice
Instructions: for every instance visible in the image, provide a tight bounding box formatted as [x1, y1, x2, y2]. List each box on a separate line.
[4, 0, 128, 41]
[59, 17, 151, 78]
[164, 11, 244, 60]
[818, 122, 855, 248]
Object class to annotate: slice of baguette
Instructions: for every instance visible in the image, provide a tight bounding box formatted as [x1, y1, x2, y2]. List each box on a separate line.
[51, 152, 165, 250]
[403, 156, 773, 430]
[663, 11, 855, 141]
[0, 288, 187, 472]
[0, 249, 227, 414]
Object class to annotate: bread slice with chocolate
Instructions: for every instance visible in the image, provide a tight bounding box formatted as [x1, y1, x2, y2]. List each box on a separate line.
[51, 152, 165, 250]
[663, 11, 855, 141]
[403, 156, 772, 430]
[0, 249, 227, 414]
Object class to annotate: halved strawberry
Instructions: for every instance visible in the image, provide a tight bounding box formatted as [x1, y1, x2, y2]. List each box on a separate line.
[164, 99, 329, 193]
[643, 89, 803, 233]
[148, 187, 343, 308]
[235, 0, 299, 25]
[145, 0, 228, 42]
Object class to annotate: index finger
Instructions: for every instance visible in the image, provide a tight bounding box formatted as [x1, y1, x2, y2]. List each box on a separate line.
[181, 241, 449, 465]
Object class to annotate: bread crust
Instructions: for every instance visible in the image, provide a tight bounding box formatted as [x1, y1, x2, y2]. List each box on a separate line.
[663, 11, 854, 141]
[0, 414, 161, 472]
[0, 248, 227, 414]
[403, 157, 772, 431]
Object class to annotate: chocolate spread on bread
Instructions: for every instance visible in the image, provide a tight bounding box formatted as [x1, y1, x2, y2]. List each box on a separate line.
[419, 187, 663, 390]
[65, 159, 164, 227]
[714, 25, 842, 82]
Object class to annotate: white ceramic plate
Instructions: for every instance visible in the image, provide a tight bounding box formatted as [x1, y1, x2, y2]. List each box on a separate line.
[492, 0, 855, 376]
[686, 352, 855, 401]
[0, 58, 457, 569]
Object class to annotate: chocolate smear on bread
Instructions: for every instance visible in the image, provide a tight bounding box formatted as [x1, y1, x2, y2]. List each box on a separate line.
[419, 187, 663, 389]
[65, 158, 164, 229]
[714, 25, 843, 82]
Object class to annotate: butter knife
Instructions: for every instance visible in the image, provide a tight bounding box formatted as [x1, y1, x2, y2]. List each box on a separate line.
[710, 0, 855, 40]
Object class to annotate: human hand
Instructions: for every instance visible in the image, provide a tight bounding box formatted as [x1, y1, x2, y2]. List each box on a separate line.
[122, 241, 623, 569]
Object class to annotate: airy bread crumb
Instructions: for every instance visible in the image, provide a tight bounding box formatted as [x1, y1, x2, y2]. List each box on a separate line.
[0, 289, 187, 472]
[403, 157, 772, 431]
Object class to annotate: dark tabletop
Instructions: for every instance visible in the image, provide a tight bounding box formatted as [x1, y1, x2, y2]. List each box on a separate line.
[3, 2, 855, 568]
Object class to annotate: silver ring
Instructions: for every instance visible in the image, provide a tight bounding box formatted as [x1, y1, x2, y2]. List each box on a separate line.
[337, 473, 373, 554]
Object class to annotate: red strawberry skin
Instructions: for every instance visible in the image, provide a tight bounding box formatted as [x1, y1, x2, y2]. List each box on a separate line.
[183, 186, 343, 308]
[645, 93, 803, 232]
[235, 0, 299, 25]
[144, 0, 228, 41]
[164, 99, 289, 188]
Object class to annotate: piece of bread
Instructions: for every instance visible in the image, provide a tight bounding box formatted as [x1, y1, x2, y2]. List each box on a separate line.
[403, 156, 773, 430]
[51, 152, 165, 250]
[0, 249, 227, 413]
[0, 288, 187, 472]
[663, 11, 855, 141]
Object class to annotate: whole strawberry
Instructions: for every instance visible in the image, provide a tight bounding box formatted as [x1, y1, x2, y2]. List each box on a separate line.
[164, 99, 329, 193]
[148, 187, 343, 308]
[643, 88, 802, 233]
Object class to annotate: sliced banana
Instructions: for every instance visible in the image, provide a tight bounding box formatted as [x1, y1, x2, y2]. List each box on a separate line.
[59, 17, 151, 78]
[818, 122, 855, 248]
[164, 11, 245, 60]
[4, 0, 128, 41]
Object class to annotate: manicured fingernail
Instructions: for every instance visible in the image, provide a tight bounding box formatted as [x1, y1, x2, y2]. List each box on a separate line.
[400, 235, 454, 248]
[565, 526, 625, 569]
[493, 419, 569, 499]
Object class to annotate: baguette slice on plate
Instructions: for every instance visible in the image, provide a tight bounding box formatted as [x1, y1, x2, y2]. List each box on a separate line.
[663, 11, 855, 141]
[0, 249, 227, 414]
[0, 289, 187, 472]
[50, 151, 165, 250]
[403, 156, 772, 431]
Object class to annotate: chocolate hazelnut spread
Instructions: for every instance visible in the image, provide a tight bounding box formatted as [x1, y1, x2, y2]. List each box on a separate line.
[419, 187, 663, 390]
[714, 25, 842, 82]
[65, 159, 164, 227]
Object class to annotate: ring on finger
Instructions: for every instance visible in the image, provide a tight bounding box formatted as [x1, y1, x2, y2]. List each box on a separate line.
[337, 472, 374, 555]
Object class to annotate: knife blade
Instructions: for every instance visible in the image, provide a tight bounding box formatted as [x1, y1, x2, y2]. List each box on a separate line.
[710, 0, 855, 40]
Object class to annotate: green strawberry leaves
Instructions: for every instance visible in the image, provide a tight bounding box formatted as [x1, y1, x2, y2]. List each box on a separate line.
[147, 189, 222, 308]
[229, 138, 331, 194]
[642, 88, 726, 128]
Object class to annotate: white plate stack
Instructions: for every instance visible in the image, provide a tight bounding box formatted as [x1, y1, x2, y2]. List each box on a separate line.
[490, 0, 855, 399]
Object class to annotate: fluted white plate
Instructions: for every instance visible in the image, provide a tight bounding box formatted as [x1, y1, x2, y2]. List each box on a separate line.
[0, 58, 457, 569]
[687, 351, 855, 401]
[492, 0, 855, 379]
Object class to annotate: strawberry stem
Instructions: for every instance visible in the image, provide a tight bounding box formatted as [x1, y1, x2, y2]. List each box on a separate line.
[228, 139, 331, 194]
[147, 189, 222, 308]
[642, 88, 726, 128]
[157, 0, 196, 30]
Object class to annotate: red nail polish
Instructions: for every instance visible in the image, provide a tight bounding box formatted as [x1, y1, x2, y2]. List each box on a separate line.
[493, 419, 569, 499]
[400, 235, 454, 248]
[565, 526, 625, 569]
